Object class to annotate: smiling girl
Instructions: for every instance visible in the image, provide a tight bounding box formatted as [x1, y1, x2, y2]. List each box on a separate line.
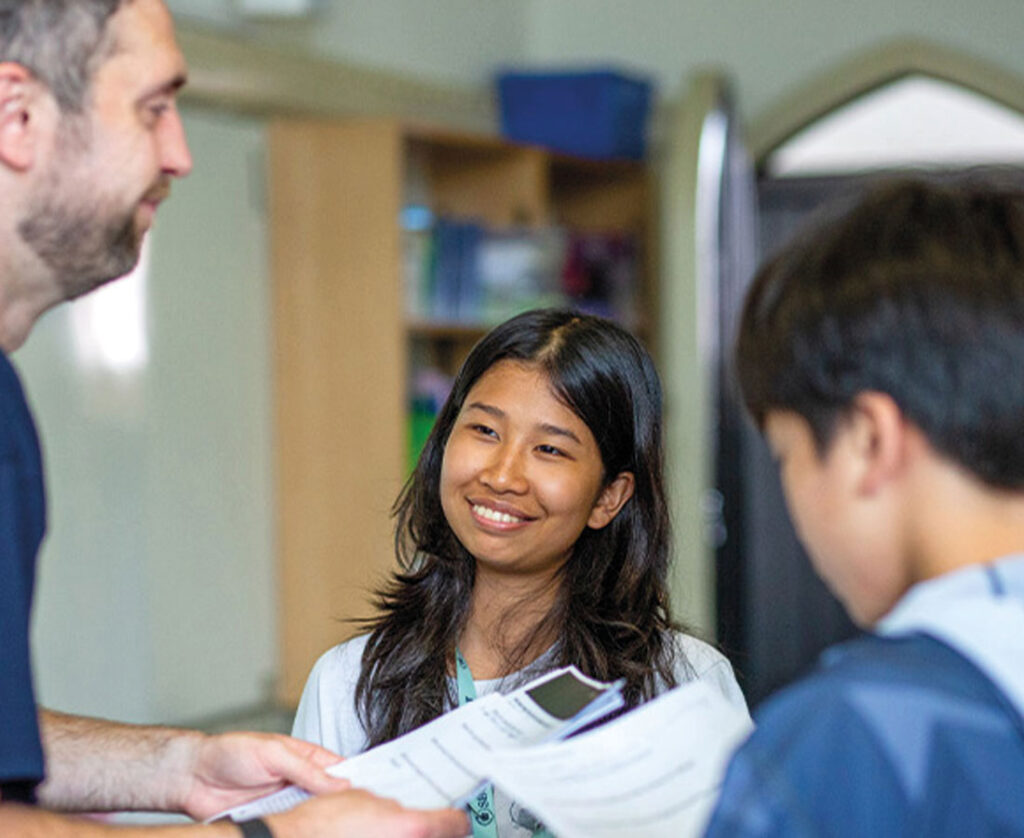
[292, 309, 747, 837]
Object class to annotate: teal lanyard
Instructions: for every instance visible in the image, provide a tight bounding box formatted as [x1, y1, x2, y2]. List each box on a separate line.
[454, 649, 556, 838]
[455, 648, 500, 838]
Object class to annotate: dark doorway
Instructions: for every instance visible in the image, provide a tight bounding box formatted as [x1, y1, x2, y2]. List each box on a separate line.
[716, 175, 868, 709]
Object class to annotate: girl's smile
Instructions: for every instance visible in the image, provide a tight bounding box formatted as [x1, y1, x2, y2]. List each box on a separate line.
[469, 499, 533, 528]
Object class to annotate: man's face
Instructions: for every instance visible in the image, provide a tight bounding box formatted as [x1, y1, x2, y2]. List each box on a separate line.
[18, 0, 192, 301]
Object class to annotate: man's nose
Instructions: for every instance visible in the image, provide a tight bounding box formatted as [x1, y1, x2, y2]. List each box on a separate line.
[159, 106, 192, 177]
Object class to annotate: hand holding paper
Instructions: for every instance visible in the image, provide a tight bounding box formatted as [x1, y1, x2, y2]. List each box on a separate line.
[212, 666, 752, 838]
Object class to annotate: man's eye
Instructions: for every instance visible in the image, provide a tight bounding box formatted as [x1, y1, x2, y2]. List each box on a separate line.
[537, 444, 565, 457]
[143, 101, 171, 124]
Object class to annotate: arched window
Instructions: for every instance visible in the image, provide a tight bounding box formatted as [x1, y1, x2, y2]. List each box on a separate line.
[767, 74, 1024, 176]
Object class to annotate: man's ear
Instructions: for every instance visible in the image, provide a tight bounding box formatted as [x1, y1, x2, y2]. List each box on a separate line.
[0, 62, 44, 172]
[587, 471, 635, 530]
[848, 391, 909, 495]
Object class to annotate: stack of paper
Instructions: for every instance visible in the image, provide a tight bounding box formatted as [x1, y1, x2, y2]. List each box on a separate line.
[213, 666, 752, 838]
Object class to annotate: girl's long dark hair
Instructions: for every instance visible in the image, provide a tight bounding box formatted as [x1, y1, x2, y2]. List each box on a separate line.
[355, 308, 686, 747]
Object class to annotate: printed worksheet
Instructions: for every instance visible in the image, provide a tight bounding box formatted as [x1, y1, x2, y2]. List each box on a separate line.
[470, 681, 754, 838]
[213, 665, 623, 822]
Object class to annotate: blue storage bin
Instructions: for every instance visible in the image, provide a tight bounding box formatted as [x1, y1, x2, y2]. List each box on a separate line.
[496, 69, 653, 161]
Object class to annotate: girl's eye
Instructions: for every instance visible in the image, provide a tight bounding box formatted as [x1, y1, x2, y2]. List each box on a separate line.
[537, 444, 566, 457]
[470, 424, 497, 438]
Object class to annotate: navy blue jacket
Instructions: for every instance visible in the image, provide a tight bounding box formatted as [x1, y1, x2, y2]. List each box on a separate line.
[0, 352, 46, 794]
[706, 633, 1024, 836]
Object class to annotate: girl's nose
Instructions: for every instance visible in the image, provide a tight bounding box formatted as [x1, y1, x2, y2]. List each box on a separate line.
[479, 445, 528, 493]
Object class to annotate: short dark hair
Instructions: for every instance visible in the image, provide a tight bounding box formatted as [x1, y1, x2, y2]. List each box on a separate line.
[357, 308, 682, 746]
[737, 176, 1024, 489]
[0, 0, 128, 112]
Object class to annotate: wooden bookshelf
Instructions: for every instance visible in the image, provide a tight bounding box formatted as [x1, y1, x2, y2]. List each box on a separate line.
[267, 118, 654, 706]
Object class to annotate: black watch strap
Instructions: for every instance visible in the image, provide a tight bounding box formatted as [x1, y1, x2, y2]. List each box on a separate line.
[236, 817, 275, 838]
[0, 780, 38, 805]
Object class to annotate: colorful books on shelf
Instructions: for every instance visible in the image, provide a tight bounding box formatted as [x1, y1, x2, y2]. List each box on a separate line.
[211, 667, 752, 838]
[402, 207, 642, 328]
[407, 366, 453, 472]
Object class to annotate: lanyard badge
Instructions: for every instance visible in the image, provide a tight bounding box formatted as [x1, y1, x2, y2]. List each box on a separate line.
[454, 649, 556, 838]
[455, 648, 500, 838]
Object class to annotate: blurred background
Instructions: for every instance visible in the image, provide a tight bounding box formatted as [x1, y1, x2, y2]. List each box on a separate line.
[18, 0, 1024, 748]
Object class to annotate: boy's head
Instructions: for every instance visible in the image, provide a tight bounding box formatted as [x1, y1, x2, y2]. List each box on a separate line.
[737, 177, 1024, 623]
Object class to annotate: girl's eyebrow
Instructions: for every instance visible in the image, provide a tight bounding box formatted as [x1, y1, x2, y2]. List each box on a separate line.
[464, 402, 583, 446]
[538, 423, 582, 445]
[465, 401, 503, 418]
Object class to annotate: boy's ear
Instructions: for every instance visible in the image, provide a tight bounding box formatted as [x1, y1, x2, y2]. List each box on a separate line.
[588, 471, 635, 530]
[849, 391, 909, 495]
[0, 62, 45, 172]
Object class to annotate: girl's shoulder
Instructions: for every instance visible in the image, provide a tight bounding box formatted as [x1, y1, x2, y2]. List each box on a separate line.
[307, 633, 372, 686]
[668, 630, 750, 715]
[292, 633, 373, 756]
[670, 630, 729, 675]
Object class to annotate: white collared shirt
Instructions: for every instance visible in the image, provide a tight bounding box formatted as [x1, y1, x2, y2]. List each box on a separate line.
[877, 553, 1024, 719]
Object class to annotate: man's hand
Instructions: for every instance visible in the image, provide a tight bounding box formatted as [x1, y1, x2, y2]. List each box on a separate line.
[269, 789, 470, 838]
[36, 712, 468, 837]
[175, 732, 350, 820]
[38, 711, 352, 818]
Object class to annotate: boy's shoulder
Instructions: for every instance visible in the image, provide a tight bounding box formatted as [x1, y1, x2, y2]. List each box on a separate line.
[760, 631, 1022, 746]
[746, 633, 1020, 764]
[814, 630, 1014, 701]
[706, 633, 1024, 837]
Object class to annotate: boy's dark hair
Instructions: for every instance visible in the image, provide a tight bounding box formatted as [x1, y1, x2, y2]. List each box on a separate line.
[0, 0, 128, 112]
[737, 176, 1024, 489]
[356, 308, 684, 747]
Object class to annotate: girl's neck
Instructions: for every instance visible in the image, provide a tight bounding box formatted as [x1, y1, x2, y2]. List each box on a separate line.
[459, 567, 560, 680]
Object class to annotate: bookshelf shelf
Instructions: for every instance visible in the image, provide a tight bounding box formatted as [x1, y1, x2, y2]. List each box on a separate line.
[406, 319, 490, 340]
[267, 118, 655, 706]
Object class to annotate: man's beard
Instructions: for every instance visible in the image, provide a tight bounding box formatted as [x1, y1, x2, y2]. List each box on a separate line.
[18, 179, 146, 302]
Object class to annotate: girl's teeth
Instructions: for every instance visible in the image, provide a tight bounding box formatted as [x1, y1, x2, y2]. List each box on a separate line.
[473, 504, 524, 524]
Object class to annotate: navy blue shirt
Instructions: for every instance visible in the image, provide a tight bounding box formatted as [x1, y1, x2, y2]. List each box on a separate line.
[705, 634, 1024, 837]
[0, 352, 46, 791]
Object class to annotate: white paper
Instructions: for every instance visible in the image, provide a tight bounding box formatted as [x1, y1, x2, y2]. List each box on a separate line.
[212, 665, 623, 822]
[471, 681, 754, 838]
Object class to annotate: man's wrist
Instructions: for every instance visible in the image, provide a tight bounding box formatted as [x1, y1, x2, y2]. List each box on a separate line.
[37, 711, 209, 813]
[160, 727, 208, 813]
